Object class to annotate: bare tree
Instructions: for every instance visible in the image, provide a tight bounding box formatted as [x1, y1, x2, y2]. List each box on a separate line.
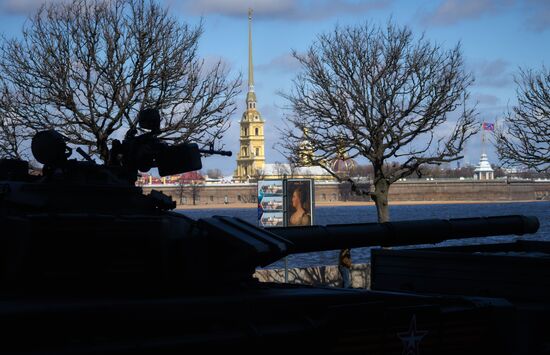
[349, 164, 372, 179]
[0, 113, 25, 160]
[279, 21, 477, 222]
[0, 86, 28, 159]
[176, 172, 204, 206]
[272, 161, 291, 178]
[416, 163, 476, 179]
[0, 0, 240, 163]
[249, 168, 265, 182]
[495, 66, 550, 172]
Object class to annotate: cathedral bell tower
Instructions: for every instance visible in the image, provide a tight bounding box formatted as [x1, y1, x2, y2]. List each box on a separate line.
[234, 8, 265, 181]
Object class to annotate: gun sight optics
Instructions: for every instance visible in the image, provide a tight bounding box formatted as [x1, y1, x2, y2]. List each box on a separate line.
[30, 108, 231, 178]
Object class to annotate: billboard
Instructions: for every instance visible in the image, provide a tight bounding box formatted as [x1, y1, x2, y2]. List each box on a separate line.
[257, 179, 314, 227]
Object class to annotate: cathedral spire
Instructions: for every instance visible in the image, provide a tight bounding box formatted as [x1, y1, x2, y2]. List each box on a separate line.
[246, 8, 256, 106]
[234, 8, 264, 182]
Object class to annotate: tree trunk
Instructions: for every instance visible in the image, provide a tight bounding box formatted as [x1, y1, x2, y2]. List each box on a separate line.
[372, 176, 390, 223]
[98, 138, 110, 164]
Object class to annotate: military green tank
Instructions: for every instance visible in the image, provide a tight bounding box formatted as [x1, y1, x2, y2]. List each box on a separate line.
[0, 109, 541, 354]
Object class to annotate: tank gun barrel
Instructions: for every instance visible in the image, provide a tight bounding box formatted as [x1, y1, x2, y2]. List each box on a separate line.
[198, 148, 232, 157]
[267, 215, 539, 254]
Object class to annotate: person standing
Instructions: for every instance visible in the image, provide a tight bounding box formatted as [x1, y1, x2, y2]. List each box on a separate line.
[339, 248, 352, 288]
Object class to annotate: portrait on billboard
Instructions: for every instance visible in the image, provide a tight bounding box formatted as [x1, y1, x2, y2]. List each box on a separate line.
[286, 179, 313, 226]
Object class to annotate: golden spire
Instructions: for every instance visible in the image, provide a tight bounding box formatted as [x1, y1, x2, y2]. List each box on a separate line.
[246, 8, 256, 105]
[234, 7, 265, 182]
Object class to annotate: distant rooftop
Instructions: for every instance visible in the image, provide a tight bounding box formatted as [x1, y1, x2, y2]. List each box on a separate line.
[260, 163, 332, 177]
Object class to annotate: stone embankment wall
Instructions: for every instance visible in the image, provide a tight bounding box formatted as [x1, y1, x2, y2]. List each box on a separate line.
[254, 263, 370, 289]
[143, 180, 550, 206]
[387, 180, 550, 202]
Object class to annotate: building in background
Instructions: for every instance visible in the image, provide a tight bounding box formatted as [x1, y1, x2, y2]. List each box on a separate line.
[474, 153, 495, 180]
[474, 123, 495, 180]
[258, 163, 333, 181]
[234, 9, 265, 181]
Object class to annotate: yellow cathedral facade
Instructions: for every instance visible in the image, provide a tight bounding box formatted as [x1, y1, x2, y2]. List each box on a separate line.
[234, 9, 265, 181]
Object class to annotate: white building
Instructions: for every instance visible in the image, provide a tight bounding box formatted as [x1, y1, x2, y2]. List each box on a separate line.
[473, 153, 494, 180]
[259, 163, 333, 181]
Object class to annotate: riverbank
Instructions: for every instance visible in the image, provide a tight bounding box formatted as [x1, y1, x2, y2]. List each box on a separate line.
[146, 180, 550, 208]
[176, 199, 545, 210]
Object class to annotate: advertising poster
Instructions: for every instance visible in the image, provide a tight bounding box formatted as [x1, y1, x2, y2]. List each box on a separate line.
[257, 178, 314, 228]
[285, 179, 314, 227]
[257, 180, 284, 227]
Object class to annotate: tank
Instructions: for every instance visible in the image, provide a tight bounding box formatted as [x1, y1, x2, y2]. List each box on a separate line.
[0, 110, 542, 354]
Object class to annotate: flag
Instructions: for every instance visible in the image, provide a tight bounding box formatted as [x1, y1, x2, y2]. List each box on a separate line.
[482, 122, 494, 131]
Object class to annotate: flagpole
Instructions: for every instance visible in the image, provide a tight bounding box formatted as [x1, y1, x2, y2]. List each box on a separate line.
[482, 123, 486, 155]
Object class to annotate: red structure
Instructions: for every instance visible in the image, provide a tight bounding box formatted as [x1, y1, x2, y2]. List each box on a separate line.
[137, 171, 204, 186]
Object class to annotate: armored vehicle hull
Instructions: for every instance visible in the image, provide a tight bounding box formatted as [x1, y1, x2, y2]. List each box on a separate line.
[1, 285, 516, 354]
[371, 240, 550, 354]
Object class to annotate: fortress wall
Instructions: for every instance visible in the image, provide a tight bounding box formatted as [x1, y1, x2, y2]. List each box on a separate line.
[157, 184, 258, 205]
[387, 180, 550, 201]
[142, 180, 550, 206]
[192, 184, 258, 205]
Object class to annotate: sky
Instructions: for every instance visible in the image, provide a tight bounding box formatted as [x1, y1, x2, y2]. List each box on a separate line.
[0, 0, 548, 175]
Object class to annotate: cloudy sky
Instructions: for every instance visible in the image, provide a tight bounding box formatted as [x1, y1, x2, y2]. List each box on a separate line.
[1, 0, 548, 174]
